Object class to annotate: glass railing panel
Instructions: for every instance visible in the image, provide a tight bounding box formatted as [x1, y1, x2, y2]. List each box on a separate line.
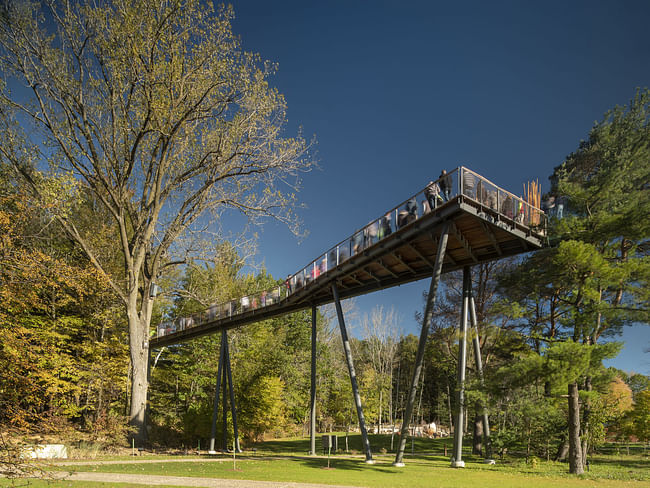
[313, 254, 326, 279]
[476, 179, 499, 211]
[363, 219, 380, 249]
[326, 247, 338, 271]
[460, 168, 480, 200]
[339, 237, 352, 263]
[350, 230, 364, 256]
[207, 303, 218, 321]
[376, 212, 394, 241]
[301, 266, 310, 286]
[190, 313, 200, 328]
[293, 271, 304, 291]
[498, 188, 514, 219]
[396, 197, 418, 230]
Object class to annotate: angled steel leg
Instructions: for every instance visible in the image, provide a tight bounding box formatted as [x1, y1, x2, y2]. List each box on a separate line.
[451, 266, 470, 468]
[394, 222, 450, 466]
[310, 305, 317, 456]
[469, 293, 493, 462]
[332, 283, 374, 464]
[224, 331, 241, 453]
[209, 337, 225, 453]
[222, 341, 228, 451]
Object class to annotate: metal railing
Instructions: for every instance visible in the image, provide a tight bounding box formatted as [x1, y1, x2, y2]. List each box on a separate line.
[154, 167, 547, 339]
[459, 167, 546, 229]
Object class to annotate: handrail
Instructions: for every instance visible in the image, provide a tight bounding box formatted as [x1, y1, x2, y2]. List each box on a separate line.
[154, 167, 547, 339]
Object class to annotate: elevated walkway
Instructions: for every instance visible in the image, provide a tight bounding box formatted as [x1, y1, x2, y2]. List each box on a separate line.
[150, 166, 546, 348]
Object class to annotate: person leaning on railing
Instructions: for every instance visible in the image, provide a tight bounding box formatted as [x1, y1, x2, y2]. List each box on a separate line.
[439, 170, 451, 201]
[425, 181, 443, 210]
[378, 212, 392, 238]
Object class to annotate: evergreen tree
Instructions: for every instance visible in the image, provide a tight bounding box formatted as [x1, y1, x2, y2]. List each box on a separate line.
[498, 89, 650, 474]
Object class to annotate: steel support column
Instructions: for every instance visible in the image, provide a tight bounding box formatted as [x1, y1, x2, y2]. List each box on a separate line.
[451, 266, 470, 468]
[208, 338, 225, 453]
[394, 222, 450, 466]
[310, 305, 317, 456]
[224, 332, 241, 453]
[221, 339, 228, 451]
[469, 294, 493, 462]
[332, 283, 374, 464]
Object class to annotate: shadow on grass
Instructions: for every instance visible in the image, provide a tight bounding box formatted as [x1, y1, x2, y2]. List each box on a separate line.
[292, 455, 428, 475]
[588, 455, 650, 471]
[253, 433, 455, 457]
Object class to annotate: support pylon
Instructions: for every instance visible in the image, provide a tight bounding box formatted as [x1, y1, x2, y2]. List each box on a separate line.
[332, 283, 374, 464]
[208, 330, 240, 453]
[451, 266, 470, 468]
[468, 292, 494, 463]
[394, 222, 450, 466]
[310, 305, 317, 456]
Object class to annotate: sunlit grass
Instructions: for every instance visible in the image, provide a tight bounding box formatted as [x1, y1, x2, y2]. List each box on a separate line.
[8, 435, 649, 488]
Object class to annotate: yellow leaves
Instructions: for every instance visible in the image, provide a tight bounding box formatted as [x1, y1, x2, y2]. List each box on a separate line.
[37, 170, 80, 218]
[604, 377, 634, 415]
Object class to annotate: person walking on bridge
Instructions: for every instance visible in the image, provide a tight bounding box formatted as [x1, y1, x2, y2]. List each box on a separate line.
[439, 169, 452, 201]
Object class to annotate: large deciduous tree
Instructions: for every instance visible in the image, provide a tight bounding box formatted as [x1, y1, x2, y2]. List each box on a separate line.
[0, 0, 313, 442]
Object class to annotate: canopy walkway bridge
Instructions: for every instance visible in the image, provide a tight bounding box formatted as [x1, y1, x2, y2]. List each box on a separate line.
[148, 166, 547, 467]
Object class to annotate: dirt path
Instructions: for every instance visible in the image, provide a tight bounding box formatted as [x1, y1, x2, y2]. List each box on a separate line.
[52, 457, 232, 466]
[51, 471, 361, 487]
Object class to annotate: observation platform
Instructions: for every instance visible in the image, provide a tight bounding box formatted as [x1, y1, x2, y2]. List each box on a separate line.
[150, 167, 547, 348]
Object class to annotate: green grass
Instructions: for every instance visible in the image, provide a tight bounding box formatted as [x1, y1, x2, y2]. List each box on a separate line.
[5, 435, 649, 488]
[42, 456, 650, 488]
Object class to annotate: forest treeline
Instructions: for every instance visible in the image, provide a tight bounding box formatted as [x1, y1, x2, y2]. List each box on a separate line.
[0, 1, 648, 477]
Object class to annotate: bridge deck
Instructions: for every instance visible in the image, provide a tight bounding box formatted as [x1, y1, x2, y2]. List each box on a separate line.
[151, 167, 546, 347]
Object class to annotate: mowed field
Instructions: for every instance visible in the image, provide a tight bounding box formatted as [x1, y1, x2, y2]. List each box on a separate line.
[3, 435, 649, 488]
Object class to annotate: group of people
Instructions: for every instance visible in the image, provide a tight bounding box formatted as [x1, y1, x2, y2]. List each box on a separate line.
[423, 169, 453, 213]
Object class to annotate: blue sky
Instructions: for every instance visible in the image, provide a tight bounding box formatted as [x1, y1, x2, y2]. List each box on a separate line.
[226, 0, 650, 374]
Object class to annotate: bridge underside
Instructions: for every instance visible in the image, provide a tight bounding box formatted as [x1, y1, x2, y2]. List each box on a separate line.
[151, 194, 544, 348]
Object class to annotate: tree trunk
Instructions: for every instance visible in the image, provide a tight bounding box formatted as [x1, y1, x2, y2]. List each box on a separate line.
[581, 376, 592, 466]
[472, 414, 483, 455]
[127, 301, 151, 444]
[555, 436, 569, 461]
[568, 382, 584, 474]
[446, 382, 453, 431]
[378, 389, 383, 434]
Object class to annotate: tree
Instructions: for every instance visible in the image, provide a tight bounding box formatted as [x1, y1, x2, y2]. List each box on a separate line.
[628, 390, 650, 445]
[0, 0, 313, 442]
[359, 305, 400, 433]
[497, 88, 650, 473]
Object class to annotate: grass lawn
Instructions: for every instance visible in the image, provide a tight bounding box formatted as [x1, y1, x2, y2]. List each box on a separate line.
[3, 434, 648, 488]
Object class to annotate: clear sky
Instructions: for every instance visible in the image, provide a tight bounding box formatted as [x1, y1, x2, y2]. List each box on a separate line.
[226, 0, 650, 374]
